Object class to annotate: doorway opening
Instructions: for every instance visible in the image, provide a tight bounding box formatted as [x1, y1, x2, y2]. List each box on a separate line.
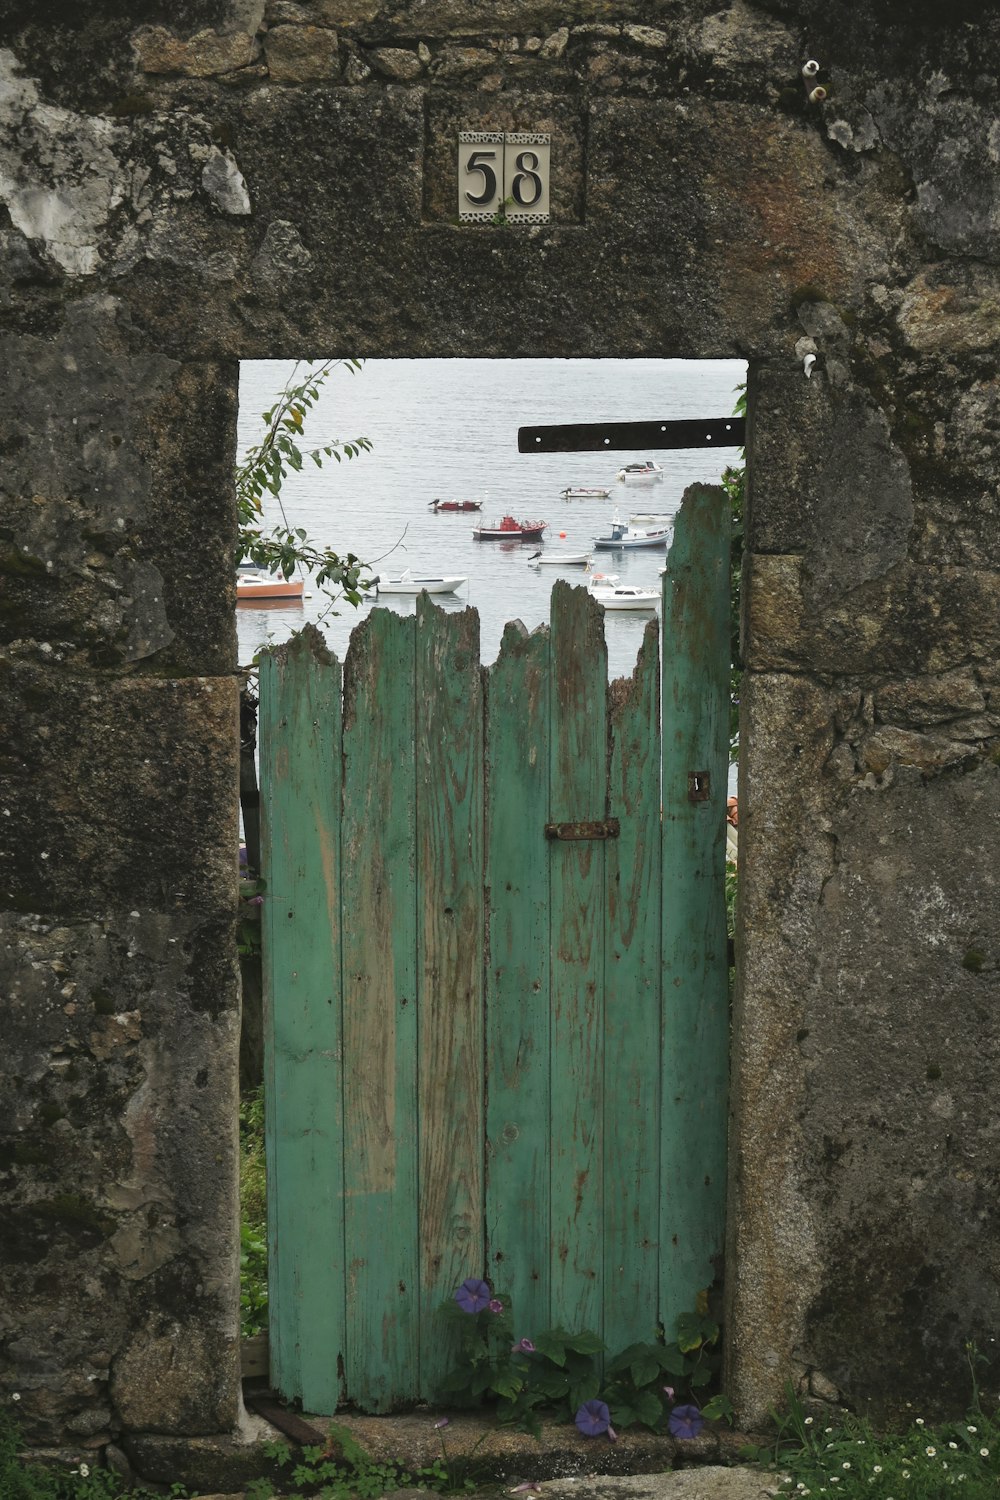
[236, 356, 747, 1407]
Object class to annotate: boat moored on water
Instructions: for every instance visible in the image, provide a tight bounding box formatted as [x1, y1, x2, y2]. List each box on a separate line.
[586, 572, 660, 610]
[616, 460, 664, 485]
[372, 570, 467, 595]
[473, 515, 548, 541]
[429, 498, 484, 511]
[593, 511, 671, 550]
[560, 485, 612, 500]
[527, 550, 592, 567]
[236, 570, 305, 601]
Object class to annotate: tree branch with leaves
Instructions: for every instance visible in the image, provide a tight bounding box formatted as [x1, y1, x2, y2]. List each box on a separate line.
[236, 358, 373, 605]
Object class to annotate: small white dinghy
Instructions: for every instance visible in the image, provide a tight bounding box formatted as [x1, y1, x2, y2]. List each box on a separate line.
[372, 570, 467, 595]
[527, 550, 592, 567]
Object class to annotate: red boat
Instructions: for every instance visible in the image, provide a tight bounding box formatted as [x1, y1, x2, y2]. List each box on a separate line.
[429, 498, 484, 511]
[473, 515, 548, 541]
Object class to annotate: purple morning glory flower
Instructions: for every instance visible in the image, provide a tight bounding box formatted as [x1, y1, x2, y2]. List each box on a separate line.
[668, 1404, 704, 1440]
[575, 1400, 611, 1438]
[489, 1298, 504, 1314]
[453, 1278, 492, 1314]
[512, 1338, 536, 1354]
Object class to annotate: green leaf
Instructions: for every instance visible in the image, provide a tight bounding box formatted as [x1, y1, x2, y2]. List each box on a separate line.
[676, 1314, 704, 1353]
[700, 1394, 734, 1423]
[531, 1330, 567, 1366]
[564, 1329, 606, 1356]
[529, 1368, 570, 1400]
[609, 1401, 636, 1427]
[656, 1346, 690, 1376]
[689, 1364, 712, 1388]
[629, 1356, 661, 1388]
[631, 1389, 665, 1429]
[490, 1368, 524, 1400]
[605, 1342, 649, 1377]
[569, 1372, 601, 1409]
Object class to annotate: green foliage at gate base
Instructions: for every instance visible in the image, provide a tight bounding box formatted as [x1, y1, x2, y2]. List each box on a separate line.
[435, 1290, 732, 1438]
[247, 1433, 452, 1500]
[742, 1347, 1000, 1500]
[240, 1087, 268, 1338]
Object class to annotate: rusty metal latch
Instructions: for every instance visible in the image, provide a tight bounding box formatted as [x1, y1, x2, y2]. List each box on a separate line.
[544, 818, 620, 841]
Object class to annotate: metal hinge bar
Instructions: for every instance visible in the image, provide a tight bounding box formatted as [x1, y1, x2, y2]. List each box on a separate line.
[545, 818, 620, 841]
[518, 415, 745, 454]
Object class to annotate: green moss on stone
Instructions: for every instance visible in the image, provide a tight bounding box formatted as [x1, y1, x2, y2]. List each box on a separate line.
[962, 947, 986, 973]
[0, 545, 46, 576]
[33, 1193, 115, 1238]
[91, 988, 116, 1014]
[111, 93, 155, 116]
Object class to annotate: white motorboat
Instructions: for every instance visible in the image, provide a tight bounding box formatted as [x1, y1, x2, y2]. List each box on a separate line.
[527, 550, 592, 567]
[593, 511, 671, 550]
[586, 572, 659, 610]
[616, 460, 664, 485]
[373, 570, 467, 595]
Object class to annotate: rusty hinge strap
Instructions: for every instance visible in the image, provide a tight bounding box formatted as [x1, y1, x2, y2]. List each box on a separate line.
[544, 818, 620, 841]
[244, 1389, 329, 1447]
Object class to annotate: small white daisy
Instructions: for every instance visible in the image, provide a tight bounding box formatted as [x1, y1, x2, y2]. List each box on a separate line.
[79, 1465, 90, 1478]
[980, 1447, 989, 1457]
[842, 1462, 851, 1470]
[915, 1418, 925, 1426]
[873, 1465, 882, 1473]
[804, 1417, 814, 1425]
[925, 1446, 937, 1457]
[967, 1426, 977, 1434]
[948, 1441, 958, 1449]
[11, 1394, 20, 1403]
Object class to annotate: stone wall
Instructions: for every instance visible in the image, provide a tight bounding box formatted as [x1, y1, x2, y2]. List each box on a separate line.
[1, 0, 997, 1462]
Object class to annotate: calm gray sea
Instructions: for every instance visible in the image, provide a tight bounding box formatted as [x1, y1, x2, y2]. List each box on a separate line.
[236, 358, 745, 683]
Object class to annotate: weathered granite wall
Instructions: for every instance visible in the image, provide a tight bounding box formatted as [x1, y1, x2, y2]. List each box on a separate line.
[1, 0, 997, 1462]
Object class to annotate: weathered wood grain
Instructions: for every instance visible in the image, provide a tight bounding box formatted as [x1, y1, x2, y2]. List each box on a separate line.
[415, 597, 485, 1396]
[260, 557, 731, 1409]
[659, 484, 731, 1337]
[260, 627, 345, 1410]
[484, 621, 552, 1336]
[341, 609, 419, 1410]
[548, 582, 608, 1338]
[604, 621, 663, 1348]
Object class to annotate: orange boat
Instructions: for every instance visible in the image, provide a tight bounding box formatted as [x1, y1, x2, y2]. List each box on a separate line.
[236, 570, 305, 602]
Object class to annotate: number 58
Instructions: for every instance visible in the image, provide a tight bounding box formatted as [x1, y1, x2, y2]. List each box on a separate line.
[458, 133, 550, 222]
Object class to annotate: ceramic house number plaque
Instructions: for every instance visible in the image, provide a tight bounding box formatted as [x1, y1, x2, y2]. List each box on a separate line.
[458, 132, 551, 223]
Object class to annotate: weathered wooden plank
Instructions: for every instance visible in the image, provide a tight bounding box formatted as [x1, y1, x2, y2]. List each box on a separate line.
[415, 596, 485, 1395]
[260, 627, 345, 1410]
[341, 608, 419, 1412]
[484, 621, 552, 1337]
[603, 621, 663, 1349]
[659, 483, 731, 1336]
[548, 581, 608, 1338]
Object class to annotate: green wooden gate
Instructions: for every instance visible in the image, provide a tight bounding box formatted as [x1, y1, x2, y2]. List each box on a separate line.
[259, 484, 730, 1413]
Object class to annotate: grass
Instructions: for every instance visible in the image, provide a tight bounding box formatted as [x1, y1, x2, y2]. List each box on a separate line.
[742, 1369, 1000, 1499]
[240, 1086, 269, 1338]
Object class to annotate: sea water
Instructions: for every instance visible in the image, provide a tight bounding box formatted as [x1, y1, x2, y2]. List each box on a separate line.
[236, 357, 746, 684]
